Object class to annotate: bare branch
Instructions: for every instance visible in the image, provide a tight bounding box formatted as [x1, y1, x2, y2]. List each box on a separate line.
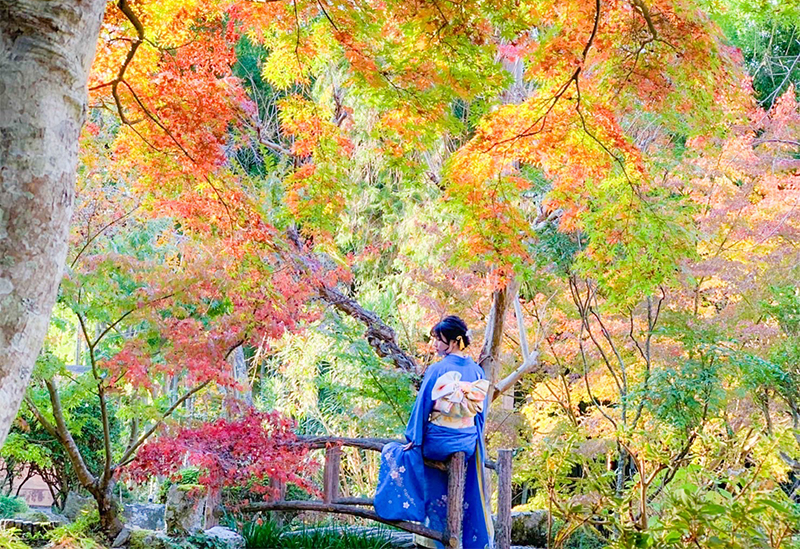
[117, 380, 212, 467]
[23, 396, 59, 440]
[631, 0, 658, 40]
[492, 351, 541, 400]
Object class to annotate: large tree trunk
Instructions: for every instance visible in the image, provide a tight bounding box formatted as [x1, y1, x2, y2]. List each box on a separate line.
[0, 0, 104, 447]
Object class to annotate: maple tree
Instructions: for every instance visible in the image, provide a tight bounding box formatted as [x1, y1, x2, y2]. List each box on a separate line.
[125, 411, 318, 503]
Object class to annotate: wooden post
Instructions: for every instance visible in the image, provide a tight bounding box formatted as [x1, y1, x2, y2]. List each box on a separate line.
[445, 452, 466, 549]
[496, 449, 513, 549]
[274, 478, 287, 501]
[273, 477, 287, 526]
[323, 445, 341, 504]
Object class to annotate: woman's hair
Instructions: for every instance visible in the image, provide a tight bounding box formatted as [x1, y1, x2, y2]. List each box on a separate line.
[431, 315, 470, 349]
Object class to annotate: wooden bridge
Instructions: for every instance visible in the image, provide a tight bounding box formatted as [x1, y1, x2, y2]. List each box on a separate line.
[238, 436, 513, 549]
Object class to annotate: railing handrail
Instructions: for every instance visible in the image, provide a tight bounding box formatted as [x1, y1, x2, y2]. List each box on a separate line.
[231, 437, 513, 549]
[294, 435, 497, 470]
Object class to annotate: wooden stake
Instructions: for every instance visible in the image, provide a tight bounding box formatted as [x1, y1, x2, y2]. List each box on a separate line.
[323, 445, 341, 504]
[496, 449, 513, 549]
[445, 452, 466, 549]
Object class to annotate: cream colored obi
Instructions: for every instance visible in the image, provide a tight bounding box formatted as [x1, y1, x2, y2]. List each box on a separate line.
[429, 371, 491, 429]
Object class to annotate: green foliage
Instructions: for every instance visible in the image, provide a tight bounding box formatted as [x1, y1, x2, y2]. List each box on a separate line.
[240, 518, 395, 549]
[563, 527, 607, 549]
[625, 467, 800, 548]
[241, 518, 284, 548]
[0, 528, 31, 549]
[11, 397, 121, 509]
[128, 530, 231, 549]
[645, 357, 725, 432]
[157, 468, 201, 504]
[0, 495, 28, 519]
[47, 509, 105, 549]
[263, 312, 415, 439]
[711, 0, 800, 108]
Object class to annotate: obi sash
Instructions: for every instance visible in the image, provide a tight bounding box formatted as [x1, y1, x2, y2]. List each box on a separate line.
[429, 370, 491, 429]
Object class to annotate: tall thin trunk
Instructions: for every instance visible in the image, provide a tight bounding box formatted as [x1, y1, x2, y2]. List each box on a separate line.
[0, 0, 105, 447]
[478, 279, 518, 385]
[231, 344, 253, 407]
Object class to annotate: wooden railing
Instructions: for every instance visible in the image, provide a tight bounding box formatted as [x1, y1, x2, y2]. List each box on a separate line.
[237, 437, 513, 549]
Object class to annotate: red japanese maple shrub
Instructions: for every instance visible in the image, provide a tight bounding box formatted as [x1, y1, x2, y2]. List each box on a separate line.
[125, 410, 319, 501]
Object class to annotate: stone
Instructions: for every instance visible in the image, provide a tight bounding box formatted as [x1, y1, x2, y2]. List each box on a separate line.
[123, 503, 165, 530]
[15, 510, 51, 523]
[112, 526, 131, 548]
[27, 507, 68, 525]
[509, 510, 548, 547]
[62, 492, 96, 521]
[129, 528, 192, 549]
[164, 484, 207, 537]
[204, 526, 245, 549]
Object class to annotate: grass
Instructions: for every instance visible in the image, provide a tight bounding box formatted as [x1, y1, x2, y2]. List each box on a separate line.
[241, 518, 396, 549]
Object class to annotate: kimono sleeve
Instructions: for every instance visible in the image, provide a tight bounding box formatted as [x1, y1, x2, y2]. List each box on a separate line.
[403, 364, 438, 447]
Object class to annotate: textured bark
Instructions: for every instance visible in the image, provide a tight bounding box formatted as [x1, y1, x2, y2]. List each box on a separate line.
[318, 284, 420, 374]
[444, 452, 466, 549]
[287, 227, 420, 375]
[0, 0, 105, 447]
[478, 279, 518, 385]
[495, 449, 513, 549]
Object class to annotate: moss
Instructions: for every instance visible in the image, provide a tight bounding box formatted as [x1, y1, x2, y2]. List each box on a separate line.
[129, 528, 215, 549]
[177, 484, 206, 492]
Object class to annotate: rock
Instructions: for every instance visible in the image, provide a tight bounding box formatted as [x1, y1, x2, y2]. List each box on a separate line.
[15, 510, 52, 523]
[164, 484, 207, 537]
[123, 503, 165, 530]
[509, 510, 548, 547]
[62, 492, 96, 521]
[28, 507, 68, 525]
[129, 528, 191, 549]
[112, 526, 132, 548]
[204, 526, 245, 549]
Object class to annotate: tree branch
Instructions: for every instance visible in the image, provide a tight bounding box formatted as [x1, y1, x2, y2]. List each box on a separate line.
[286, 227, 420, 376]
[44, 380, 97, 490]
[23, 396, 59, 441]
[479, 279, 517, 384]
[492, 351, 541, 401]
[631, 0, 658, 40]
[117, 380, 212, 467]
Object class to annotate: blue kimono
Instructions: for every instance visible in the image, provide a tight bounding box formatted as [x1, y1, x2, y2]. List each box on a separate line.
[374, 354, 494, 549]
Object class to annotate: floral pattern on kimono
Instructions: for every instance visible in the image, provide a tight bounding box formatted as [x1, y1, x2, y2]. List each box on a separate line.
[374, 354, 495, 549]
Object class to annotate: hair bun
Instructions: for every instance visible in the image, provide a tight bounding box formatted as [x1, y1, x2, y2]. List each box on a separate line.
[431, 315, 471, 349]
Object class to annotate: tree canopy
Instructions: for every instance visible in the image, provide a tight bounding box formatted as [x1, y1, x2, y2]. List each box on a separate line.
[2, 0, 799, 546]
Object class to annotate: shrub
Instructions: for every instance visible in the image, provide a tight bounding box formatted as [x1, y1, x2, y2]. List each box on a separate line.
[0, 528, 31, 549]
[0, 494, 28, 519]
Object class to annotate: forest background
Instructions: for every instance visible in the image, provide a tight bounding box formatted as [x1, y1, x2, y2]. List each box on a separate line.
[1, 0, 799, 547]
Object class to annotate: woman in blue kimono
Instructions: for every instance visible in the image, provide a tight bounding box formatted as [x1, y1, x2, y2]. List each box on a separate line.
[375, 315, 494, 549]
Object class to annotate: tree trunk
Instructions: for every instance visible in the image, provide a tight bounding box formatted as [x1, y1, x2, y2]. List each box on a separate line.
[0, 0, 105, 448]
[478, 279, 518, 385]
[230, 344, 253, 407]
[93, 481, 124, 539]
